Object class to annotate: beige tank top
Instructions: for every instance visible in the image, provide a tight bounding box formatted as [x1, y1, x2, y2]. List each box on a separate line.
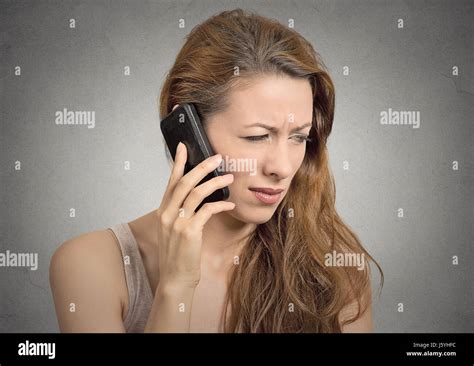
[107, 223, 153, 333]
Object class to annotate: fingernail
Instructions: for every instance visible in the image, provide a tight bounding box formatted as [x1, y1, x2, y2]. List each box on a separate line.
[177, 142, 183, 153]
[214, 154, 222, 164]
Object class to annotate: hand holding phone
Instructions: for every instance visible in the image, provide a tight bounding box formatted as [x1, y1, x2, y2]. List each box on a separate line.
[160, 103, 230, 212]
[155, 142, 235, 290]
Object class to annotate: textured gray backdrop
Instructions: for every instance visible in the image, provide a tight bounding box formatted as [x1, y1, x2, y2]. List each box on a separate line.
[1, 0, 472, 332]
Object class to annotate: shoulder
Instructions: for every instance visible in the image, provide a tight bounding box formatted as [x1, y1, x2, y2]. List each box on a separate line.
[50, 229, 123, 269]
[50, 229, 127, 286]
[49, 228, 129, 332]
[338, 263, 374, 332]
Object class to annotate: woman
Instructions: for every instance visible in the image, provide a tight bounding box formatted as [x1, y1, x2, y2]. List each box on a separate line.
[50, 8, 383, 333]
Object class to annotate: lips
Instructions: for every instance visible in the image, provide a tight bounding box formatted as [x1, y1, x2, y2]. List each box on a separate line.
[249, 187, 284, 195]
[249, 187, 284, 205]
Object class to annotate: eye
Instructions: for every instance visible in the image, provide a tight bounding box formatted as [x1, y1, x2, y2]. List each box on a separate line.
[291, 135, 312, 144]
[243, 134, 271, 142]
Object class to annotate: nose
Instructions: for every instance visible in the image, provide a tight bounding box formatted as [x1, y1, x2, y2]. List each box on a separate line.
[261, 138, 294, 179]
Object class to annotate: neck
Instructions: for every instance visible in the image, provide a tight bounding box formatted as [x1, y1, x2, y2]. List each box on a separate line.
[201, 211, 256, 272]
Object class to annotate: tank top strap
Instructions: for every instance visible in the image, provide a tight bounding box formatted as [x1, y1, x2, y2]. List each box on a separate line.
[107, 223, 153, 332]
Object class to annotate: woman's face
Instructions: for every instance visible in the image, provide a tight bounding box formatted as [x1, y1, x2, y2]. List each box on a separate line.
[204, 74, 313, 224]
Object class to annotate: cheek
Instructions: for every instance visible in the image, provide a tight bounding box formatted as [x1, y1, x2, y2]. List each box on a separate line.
[226, 170, 247, 198]
[224, 166, 258, 206]
[292, 147, 307, 170]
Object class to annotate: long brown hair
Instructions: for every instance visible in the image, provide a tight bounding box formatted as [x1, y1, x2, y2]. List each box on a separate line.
[159, 8, 383, 332]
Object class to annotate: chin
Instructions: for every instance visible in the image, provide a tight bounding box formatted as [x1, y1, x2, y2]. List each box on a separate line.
[227, 203, 276, 224]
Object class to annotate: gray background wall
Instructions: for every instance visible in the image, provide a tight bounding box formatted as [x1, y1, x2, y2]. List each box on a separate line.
[1, 0, 472, 332]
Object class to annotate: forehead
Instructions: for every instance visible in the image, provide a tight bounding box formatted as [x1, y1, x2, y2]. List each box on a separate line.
[222, 74, 313, 127]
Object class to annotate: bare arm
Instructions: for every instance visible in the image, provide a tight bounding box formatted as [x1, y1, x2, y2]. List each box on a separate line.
[144, 284, 195, 332]
[49, 231, 127, 332]
[143, 136, 235, 332]
[50, 230, 197, 333]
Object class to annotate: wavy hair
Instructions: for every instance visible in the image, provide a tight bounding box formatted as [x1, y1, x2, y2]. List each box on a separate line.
[159, 8, 383, 332]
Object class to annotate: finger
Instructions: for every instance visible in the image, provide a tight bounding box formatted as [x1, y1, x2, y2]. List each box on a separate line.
[166, 153, 223, 217]
[161, 142, 187, 207]
[187, 201, 236, 231]
[180, 173, 234, 218]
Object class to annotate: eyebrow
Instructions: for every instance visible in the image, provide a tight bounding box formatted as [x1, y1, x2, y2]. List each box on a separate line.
[245, 122, 312, 133]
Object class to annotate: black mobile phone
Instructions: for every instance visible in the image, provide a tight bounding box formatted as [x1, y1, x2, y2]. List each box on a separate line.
[160, 103, 230, 212]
